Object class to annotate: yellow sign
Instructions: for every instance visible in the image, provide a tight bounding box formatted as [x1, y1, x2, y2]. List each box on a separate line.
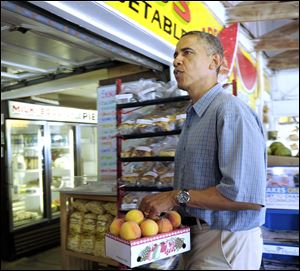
[105, 1, 223, 45]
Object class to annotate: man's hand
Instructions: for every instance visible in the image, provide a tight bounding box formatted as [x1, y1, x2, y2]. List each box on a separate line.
[139, 190, 179, 219]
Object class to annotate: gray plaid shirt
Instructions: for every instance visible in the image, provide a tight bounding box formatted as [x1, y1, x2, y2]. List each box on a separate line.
[174, 83, 267, 231]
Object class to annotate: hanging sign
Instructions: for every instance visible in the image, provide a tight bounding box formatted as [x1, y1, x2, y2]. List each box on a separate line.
[105, 1, 223, 45]
[217, 23, 239, 81]
[236, 47, 257, 93]
[97, 85, 117, 182]
[8, 101, 97, 123]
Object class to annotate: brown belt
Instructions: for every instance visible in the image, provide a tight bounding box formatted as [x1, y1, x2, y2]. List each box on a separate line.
[182, 217, 206, 226]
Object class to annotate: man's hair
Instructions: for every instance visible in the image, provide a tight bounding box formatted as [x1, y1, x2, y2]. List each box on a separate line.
[181, 31, 224, 74]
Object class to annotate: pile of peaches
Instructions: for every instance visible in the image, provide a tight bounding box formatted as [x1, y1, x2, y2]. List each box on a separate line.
[109, 209, 182, 241]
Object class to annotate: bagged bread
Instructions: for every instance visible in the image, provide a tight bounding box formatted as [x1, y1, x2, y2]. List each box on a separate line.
[67, 234, 81, 252]
[85, 201, 105, 215]
[80, 234, 95, 254]
[94, 238, 105, 257]
[72, 199, 88, 212]
[103, 202, 117, 216]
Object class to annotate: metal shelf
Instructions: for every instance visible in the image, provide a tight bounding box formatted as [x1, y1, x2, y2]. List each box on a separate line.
[117, 95, 190, 109]
[120, 129, 182, 139]
[120, 156, 175, 162]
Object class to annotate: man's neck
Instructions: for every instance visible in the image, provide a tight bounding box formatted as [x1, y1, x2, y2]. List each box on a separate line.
[188, 79, 218, 104]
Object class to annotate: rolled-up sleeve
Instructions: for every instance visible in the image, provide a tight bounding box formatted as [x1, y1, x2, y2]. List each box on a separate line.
[216, 106, 266, 206]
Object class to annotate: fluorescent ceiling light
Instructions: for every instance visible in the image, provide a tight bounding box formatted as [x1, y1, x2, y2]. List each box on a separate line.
[1, 60, 49, 73]
[31, 96, 60, 105]
[1, 72, 38, 80]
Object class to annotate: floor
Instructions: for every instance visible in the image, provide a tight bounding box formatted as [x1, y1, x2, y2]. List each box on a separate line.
[1, 246, 61, 270]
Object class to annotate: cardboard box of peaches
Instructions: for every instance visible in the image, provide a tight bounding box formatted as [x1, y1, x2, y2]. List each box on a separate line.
[105, 209, 190, 268]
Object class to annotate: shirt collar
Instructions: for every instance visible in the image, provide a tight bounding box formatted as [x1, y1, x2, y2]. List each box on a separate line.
[189, 83, 223, 118]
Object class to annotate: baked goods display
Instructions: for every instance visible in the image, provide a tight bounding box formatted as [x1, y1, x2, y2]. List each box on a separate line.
[67, 199, 116, 256]
[121, 192, 158, 210]
[121, 161, 175, 186]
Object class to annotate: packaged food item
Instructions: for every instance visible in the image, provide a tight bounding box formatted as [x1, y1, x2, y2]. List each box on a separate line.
[82, 213, 97, 234]
[132, 146, 153, 157]
[97, 213, 114, 223]
[116, 93, 136, 104]
[122, 173, 140, 185]
[153, 162, 172, 175]
[94, 238, 105, 257]
[72, 199, 88, 212]
[136, 119, 155, 133]
[80, 234, 95, 254]
[140, 171, 158, 185]
[158, 172, 174, 184]
[137, 86, 157, 101]
[159, 149, 176, 157]
[152, 117, 172, 132]
[121, 147, 134, 158]
[103, 202, 117, 216]
[67, 234, 81, 252]
[118, 120, 136, 135]
[85, 201, 105, 215]
[175, 114, 187, 129]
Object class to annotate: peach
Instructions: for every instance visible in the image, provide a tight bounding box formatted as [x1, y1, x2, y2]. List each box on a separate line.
[125, 209, 144, 225]
[109, 218, 125, 236]
[157, 218, 173, 233]
[166, 210, 181, 229]
[119, 221, 142, 241]
[140, 219, 159, 237]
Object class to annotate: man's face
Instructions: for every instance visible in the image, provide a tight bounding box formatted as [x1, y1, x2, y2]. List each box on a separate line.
[173, 35, 214, 91]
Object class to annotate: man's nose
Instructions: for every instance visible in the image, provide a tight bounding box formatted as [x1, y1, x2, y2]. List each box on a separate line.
[173, 55, 182, 67]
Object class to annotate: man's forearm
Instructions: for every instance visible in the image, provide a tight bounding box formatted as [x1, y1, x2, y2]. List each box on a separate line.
[185, 186, 262, 211]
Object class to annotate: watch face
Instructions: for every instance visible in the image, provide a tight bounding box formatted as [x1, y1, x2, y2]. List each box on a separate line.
[177, 190, 190, 204]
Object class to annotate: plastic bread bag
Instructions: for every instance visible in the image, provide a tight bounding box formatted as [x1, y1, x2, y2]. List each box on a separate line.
[116, 93, 137, 104]
[153, 161, 173, 175]
[132, 146, 153, 157]
[136, 118, 156, 133]
[152, 117, 172, 132]
[118, 120, 137, 135]
[158, 136, 179, 157]
[131, 161, 154, 175]
[139, 171, 158, 185]
[175, 113, 187, 129]
[158, 172, 174, 185]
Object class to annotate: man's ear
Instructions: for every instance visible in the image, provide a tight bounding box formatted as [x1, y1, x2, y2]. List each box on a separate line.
[209, 54, 223, 72]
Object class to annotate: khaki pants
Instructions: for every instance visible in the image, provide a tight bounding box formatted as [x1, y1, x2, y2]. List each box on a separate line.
[179, 222, 263, 270]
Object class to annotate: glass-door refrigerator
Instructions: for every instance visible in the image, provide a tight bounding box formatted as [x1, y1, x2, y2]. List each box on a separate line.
[1, 100, 98, 261]
[8, 120, 46, 229]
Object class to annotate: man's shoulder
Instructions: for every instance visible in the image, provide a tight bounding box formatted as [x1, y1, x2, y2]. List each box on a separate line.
[215, 91, 257, 117]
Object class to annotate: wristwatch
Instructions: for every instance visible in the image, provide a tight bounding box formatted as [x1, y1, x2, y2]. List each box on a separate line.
[176, 189, 191, 207]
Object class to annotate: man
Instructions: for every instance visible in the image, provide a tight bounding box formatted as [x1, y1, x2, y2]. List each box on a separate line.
[139, 31, 267, 270]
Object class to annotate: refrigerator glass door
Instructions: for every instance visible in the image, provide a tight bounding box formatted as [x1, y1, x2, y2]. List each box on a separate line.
[80, 125, 97, 179]
[49, 124, 74, 216]
[7, 120, 45, 229]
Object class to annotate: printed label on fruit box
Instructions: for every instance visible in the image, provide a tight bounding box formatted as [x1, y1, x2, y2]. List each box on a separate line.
[136, 236, 186, 262]
[105, 227, 190, 268]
